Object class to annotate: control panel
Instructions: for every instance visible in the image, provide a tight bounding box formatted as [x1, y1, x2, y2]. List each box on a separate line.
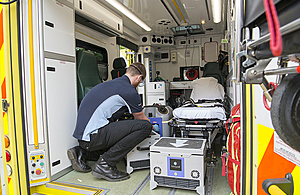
[149, 60, 153, 82]
[171, 52, 177, 63]
[167, 157, 185, 177]
[29, 150, 46, 180]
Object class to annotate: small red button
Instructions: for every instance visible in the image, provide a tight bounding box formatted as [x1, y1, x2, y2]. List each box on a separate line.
[35, 169, 42, 175]
[5, 150, 11, 162]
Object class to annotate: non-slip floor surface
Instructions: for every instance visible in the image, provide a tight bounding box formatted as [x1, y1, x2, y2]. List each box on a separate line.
[57, 143, 232, 195]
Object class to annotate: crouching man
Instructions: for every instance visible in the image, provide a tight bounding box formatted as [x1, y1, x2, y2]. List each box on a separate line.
[67, 62, 153, 181]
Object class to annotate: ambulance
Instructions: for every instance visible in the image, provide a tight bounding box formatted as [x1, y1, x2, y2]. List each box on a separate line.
[0, 0, 299, 194]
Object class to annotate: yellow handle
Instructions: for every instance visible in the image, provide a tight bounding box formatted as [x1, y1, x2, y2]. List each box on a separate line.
[28, 1, 39, 149]
[269, 185, 287, 195]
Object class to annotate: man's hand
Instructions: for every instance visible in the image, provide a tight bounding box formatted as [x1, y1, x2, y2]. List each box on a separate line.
[133, 111, 155, 130]
[153, 124, 160, 132]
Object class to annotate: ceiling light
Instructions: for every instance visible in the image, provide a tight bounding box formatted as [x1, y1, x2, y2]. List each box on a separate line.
[211, 0, 222, 23]
[201, 20, 205, 24]
[106, 0, 152, 31]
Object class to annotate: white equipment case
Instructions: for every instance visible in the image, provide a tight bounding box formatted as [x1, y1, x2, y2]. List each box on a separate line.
[126, 131, 160, 174]
[150, 137, 207, 195]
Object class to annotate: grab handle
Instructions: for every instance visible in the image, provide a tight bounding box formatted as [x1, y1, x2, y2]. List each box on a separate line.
[137, 146, 150, 151]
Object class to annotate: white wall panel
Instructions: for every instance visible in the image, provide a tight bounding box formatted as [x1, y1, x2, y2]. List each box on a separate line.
[156, 47, 200, 82]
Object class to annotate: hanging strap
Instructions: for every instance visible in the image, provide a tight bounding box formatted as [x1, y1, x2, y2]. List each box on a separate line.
[221, 151, 241, 177]
[196, 99, 223, 104]
[221, 153, 241, 177]
[221, 153, 227, 176]
[263, 0, 282, 56]
[228, 155, 241, 166]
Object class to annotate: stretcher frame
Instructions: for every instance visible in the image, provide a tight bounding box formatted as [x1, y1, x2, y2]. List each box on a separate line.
[169, 118, 223, 154]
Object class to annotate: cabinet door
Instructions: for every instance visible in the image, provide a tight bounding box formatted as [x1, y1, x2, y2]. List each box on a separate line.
[45, 58, 77, 176]
[43, 0, 75, 56]
[201, 37, 221, 67]
[74, 0, 123, 34]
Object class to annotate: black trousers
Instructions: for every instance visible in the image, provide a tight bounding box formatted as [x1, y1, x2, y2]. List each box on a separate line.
[79, 120, 152, 167]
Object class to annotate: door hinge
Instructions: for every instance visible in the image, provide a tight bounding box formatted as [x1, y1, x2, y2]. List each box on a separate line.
[2, 99, 9, 113]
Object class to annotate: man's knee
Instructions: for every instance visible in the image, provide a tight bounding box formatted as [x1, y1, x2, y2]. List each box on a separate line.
[139, 120, 152, 136]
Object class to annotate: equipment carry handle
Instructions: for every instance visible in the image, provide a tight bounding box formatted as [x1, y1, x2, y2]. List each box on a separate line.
[137, 146, 150, 151]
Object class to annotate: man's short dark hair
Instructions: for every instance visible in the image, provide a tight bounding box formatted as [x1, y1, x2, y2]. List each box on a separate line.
[127, 62, 146, 79]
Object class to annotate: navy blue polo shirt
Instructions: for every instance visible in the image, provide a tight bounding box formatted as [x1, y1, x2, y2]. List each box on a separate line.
[73, 75, 142, 141]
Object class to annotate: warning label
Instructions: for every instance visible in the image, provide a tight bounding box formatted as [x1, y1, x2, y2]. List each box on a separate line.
[274, 132, 300, 167]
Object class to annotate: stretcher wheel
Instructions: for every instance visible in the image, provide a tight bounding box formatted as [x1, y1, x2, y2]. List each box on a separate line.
[270, 74, 300, 152]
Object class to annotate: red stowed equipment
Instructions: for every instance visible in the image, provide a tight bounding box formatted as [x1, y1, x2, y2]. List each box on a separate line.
[222, 104, 241, 195]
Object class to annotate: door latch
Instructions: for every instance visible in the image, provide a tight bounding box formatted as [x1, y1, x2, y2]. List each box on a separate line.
[2, 99, 9, 113]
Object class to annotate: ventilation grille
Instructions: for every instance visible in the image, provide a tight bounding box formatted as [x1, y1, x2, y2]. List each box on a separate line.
[154, 176, 200, 189]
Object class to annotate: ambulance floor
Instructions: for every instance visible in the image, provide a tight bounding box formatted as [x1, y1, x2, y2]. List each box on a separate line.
[57, 143, 232, 195]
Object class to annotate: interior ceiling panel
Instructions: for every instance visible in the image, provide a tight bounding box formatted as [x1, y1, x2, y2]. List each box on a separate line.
[98, 0, 224, 36]
[182, 0, 208, 24]
[97, 0, 175, 35]
[181, 0, 224, 35]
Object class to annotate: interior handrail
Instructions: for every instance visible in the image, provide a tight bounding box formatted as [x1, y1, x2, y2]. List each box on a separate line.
[247, 18, 300, 50]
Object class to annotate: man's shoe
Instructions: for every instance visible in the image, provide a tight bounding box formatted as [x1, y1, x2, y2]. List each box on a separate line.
[92, 156, 130, 182]
[67, 146, 92, 173]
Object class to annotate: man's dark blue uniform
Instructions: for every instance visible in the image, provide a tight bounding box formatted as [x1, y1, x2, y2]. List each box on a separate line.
[68, 63, 152, 182]
[73, 75, 143, 141]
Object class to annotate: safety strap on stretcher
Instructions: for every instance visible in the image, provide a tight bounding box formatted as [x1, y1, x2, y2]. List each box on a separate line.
[182, 99, 224, 108]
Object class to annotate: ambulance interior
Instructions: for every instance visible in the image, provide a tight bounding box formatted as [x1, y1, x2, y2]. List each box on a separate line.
[60, 0, 231, 193]
[20, 0, 299, 194]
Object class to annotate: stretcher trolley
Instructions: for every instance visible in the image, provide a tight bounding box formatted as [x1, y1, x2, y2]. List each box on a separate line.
[168, 77, 227, 156]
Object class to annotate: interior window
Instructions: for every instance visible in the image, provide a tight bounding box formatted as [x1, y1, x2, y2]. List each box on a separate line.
[76, 39, 109, 81]
[120, 46, 136, 66]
